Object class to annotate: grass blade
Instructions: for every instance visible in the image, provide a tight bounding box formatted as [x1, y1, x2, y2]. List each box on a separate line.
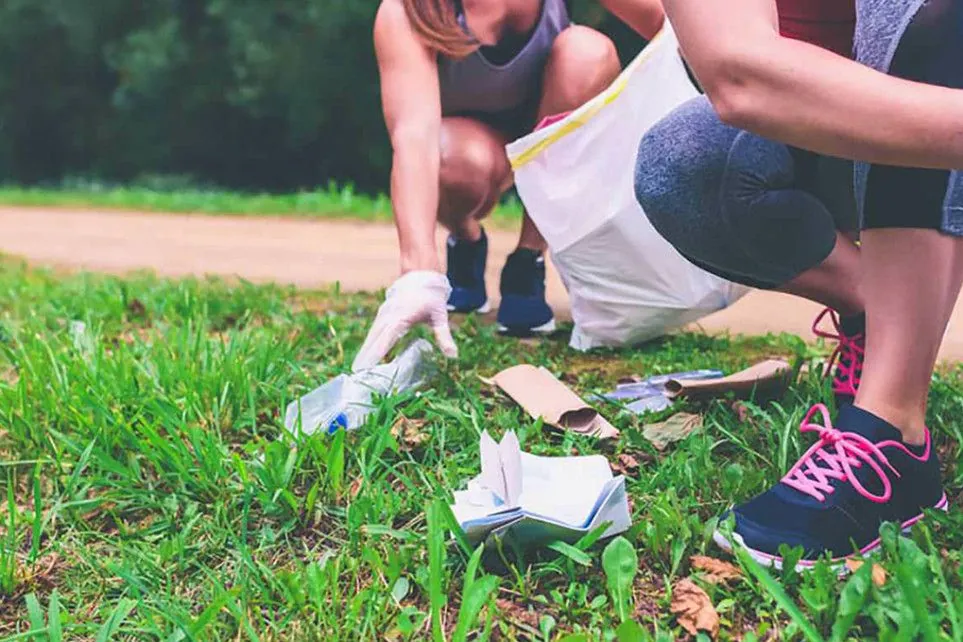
[25, 593, 44, 632]
[427, 500, 448, 642]
[95, 599, 137, 642]
[733, 546, 824, 642]
[548, 540, 593, 567]
[48, 591, 63, 642]
[452, 575, 499, 642]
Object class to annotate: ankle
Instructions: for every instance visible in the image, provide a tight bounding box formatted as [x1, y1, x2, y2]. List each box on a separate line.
[853, 400, 927, 446]
[451, 224, 485, 244]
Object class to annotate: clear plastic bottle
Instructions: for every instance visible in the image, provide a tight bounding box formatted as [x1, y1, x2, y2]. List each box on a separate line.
[283, 339, 434, 436]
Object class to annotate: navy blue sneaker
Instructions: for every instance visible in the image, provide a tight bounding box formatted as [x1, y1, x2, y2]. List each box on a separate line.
[714, 403, 947, 571]
[497, 248, 555, 336]
[446, 230, 490, 314]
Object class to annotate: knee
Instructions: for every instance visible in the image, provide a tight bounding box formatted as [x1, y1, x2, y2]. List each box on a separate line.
[439, 127, 508, 196]
[635, 103, 728, 246]
[546, 26, 620, 101]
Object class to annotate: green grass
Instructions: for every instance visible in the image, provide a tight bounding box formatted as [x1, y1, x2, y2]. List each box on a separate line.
[0, 258, 960, 640]
[0, 182, 525, 227]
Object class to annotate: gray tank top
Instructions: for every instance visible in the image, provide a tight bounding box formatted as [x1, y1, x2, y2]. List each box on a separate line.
[439, 0, 570, 116]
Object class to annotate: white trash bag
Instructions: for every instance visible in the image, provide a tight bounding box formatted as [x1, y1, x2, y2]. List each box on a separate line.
[506, 23, 749, 351]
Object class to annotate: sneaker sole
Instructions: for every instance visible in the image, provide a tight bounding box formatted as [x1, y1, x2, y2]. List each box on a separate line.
[712, 493, 949, 574]
[448, 300, 491, 315]
[497, 318, 556, 337]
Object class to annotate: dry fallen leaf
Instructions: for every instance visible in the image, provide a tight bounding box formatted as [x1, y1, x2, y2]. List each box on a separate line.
[731, 401, 751, 423]
[348, 476, 364, 500]
[846, 559, 887, 587]
[691, 555, 742, 584]
[391, 417, 429, 451]
[496, 598, 540, 630]
[611, 453, 640, 477]
[643, 413, 703, 450]
[671, 578, 720, 638]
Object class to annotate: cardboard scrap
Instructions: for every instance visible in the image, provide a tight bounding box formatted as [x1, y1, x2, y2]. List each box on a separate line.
[664, 359, 792, 402]
[488, 364, 619, 439]
[671, 578, 720, 638]
[643, 412, 703, 450]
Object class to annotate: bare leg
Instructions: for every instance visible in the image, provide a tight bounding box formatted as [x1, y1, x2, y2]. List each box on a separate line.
[855, 229, 963, 444]
[437, 117, 512, 241]
[777, 232, 864, 317]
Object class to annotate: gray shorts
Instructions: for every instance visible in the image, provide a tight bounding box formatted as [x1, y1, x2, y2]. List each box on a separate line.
[855, 0, 963, 235]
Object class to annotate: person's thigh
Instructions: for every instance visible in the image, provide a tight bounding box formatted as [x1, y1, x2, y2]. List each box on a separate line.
[636, 96, 840, 288]
[537, 25, 621, 118]
[438, 116, 513, 224]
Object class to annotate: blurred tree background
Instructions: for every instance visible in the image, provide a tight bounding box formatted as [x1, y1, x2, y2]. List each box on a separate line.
[0, 0, 647, 194]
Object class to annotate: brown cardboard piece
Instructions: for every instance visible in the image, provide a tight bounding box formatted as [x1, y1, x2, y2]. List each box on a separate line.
[489, 365, 619, 440]
[664, 359, 792, 402]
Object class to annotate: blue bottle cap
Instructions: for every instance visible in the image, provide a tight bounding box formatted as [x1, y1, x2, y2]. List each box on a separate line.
[327, 412, 349, 435]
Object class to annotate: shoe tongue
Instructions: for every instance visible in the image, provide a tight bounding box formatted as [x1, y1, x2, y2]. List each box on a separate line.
[836, 404, 904, 444]
[839, 312, 866, 337]
[773, 404, 903, 507]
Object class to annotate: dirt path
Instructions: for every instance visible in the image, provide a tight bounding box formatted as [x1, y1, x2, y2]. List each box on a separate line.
[3, 206, 962, 361]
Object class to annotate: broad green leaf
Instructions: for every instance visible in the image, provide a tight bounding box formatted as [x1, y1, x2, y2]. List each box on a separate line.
[602, 536, 638, 623]
[616, 619, 649, 642]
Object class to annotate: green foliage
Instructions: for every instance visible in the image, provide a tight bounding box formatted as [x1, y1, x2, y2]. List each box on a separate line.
[0, 258, 959, 639]
[0, 1, 644, 193]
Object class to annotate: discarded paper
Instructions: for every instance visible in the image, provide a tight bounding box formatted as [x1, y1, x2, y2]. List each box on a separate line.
[488, 364, 619, 439]
[664, 359, 792, 402]
[671, 579, 720, 638]
[643, 413, 703, 450]
[450, 430, 631, 547]
[597, 369, 724, 413]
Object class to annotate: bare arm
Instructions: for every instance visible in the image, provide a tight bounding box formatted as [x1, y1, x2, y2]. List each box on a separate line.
[374, 0, 443, 274]
[600, 0, 664, 41]
[664, 0, 963, 169]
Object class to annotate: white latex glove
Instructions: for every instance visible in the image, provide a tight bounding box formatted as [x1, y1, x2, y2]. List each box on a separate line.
[352, 270, 458, 371]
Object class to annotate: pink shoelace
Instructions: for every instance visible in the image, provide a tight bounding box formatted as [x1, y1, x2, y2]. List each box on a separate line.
[782, 404, 898, 503]
[812, 308, 864, 398]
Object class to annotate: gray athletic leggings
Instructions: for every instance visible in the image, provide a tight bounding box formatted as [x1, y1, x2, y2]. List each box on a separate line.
[634, 96, 857, 290]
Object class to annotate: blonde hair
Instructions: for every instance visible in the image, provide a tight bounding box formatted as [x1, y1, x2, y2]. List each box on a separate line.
[402, 0, 479, 58]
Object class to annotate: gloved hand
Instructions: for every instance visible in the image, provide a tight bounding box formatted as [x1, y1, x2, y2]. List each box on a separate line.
[352, 270, 458, 371]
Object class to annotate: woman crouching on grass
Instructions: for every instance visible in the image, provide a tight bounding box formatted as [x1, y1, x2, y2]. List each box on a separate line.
[351, 0, 664, 371]
[636, 0, 962, 570]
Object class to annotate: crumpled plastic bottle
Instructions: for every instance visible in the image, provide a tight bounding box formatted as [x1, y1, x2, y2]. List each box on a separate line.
[283, 339, 434, 436]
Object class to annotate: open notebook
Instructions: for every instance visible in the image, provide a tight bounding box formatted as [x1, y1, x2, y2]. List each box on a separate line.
[451, 431, 631, 546]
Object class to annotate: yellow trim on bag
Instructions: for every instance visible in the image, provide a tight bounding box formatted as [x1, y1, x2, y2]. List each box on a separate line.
[508, 26, 669, 171]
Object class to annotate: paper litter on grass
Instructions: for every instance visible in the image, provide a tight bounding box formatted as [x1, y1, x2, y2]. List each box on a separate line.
[486, 364, 619, 439]
[451, 430, 631, 547]
[595, 369, 724, 413]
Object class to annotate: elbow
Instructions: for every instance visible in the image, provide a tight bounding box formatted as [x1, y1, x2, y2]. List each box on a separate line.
[704, 80, 759, 130]
[693, 47, 771, 131]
